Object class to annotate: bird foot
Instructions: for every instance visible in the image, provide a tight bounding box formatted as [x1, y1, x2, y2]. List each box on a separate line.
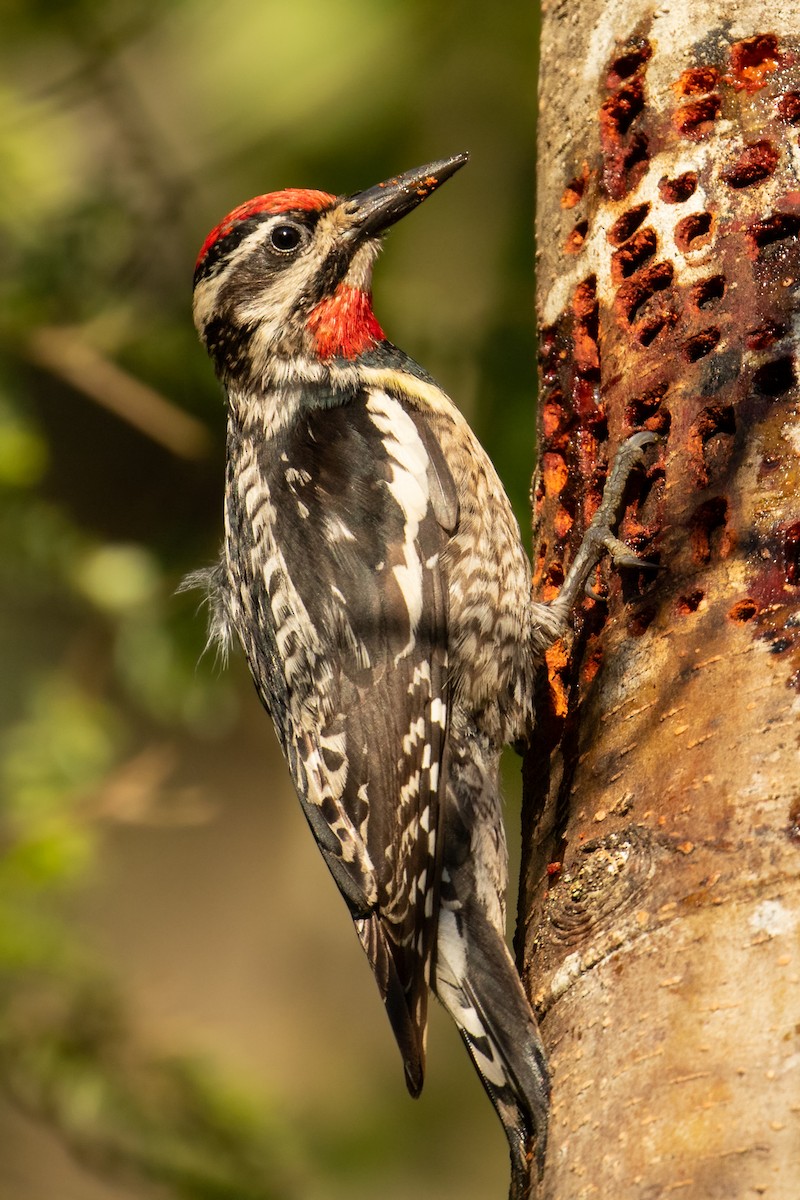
[553, 431, 659, 614]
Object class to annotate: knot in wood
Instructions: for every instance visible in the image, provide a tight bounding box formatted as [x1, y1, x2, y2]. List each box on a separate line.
[546, 827, 655, 946]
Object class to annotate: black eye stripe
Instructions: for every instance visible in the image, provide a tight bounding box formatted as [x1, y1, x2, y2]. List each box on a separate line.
[194, 216, 262, 284]
[194, 210, 323, 284]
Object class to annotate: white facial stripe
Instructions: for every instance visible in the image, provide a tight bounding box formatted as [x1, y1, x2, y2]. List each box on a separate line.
[343, 240, 381, 290]
[193, 221, 274, 331]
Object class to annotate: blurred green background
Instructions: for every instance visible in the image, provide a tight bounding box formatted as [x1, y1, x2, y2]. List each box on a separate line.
[0, 2, 538, 1197]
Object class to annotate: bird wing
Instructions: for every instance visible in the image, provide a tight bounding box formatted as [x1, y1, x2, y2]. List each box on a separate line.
[251, 385, 458, 1094]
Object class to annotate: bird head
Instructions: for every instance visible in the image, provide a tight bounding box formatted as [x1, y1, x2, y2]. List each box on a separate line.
[192, 153, 469, 386]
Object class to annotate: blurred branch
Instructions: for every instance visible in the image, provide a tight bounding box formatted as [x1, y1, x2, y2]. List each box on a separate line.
[0, 972, 299, 1200]
[89, 744, 217, 827]
[26, 327, 210, 461]
[0, 669, 286, 1198]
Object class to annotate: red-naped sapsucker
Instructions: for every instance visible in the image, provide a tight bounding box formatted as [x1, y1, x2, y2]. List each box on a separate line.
[188, 153, 654, 1199]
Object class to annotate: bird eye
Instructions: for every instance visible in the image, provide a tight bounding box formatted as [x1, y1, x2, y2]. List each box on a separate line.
[269, 223, 303, 253]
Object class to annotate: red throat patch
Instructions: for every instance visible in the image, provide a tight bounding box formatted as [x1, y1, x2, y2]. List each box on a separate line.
[306, 285, 386, 360]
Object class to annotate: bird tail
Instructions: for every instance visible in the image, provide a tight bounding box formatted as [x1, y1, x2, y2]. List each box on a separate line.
[435, 902, 550, 1200]
[354, 913, 426, 1098]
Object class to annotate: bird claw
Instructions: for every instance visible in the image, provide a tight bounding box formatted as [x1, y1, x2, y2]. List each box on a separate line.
[599, 530, 646, 570]
[552, 432, 659, 615]
[589, 432, 659, 536]
[583, 577, 607, 602]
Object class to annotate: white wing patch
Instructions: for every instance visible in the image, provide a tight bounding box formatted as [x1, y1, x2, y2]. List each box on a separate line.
[366, 391, 431, 660]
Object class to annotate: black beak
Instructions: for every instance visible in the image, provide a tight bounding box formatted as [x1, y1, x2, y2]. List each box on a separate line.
[345, 153, 469, 240]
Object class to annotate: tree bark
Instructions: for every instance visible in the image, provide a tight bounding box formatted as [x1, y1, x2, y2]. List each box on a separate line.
[521, 3, 800, 1196]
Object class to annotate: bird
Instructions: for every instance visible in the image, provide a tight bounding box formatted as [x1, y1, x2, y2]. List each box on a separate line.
[187, 152, 654, 1199]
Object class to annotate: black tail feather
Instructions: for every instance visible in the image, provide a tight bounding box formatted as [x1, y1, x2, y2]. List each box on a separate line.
[355, 913, 426, 1097]
[435, 904, 550, 1199]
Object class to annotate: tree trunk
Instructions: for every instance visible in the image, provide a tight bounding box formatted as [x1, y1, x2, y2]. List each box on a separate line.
[521, 3, 800, 1196]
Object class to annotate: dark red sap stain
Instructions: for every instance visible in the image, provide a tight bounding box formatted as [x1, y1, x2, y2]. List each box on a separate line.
[683, 328, 721, 362]
[690, 497, 730, 565]
[600, 71, 651, 200]
[676, 590, 705, 615]
[728, 598, 759, 622]
[565, 219, 589, 254]
[785, 522, 800, 586]
[659, 172, 698, 204]
[746, 320, 788, 350]
[687, 404, 736, 488]
[691, 275, 726, 310]
[617, 261, 674, 324]
[572, 276, 601, 383]
[748, 212, 800, 253]
[727, 34, 782, 93]
[601, 78, 644, 140]
[562, 162, 591, 209]
[673, 65, 720, 96]
[607, 42, 653, 89]
[777, 91, 800, 124]
[674, 95, 722, 140]
[611, 228, 658, 281]
[675, 211, 714, 253]
[720, 140, 779, 188]
[752, 356, 796, 397]
[608, 202, 650, 246]
[624, 382, 671, 435]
